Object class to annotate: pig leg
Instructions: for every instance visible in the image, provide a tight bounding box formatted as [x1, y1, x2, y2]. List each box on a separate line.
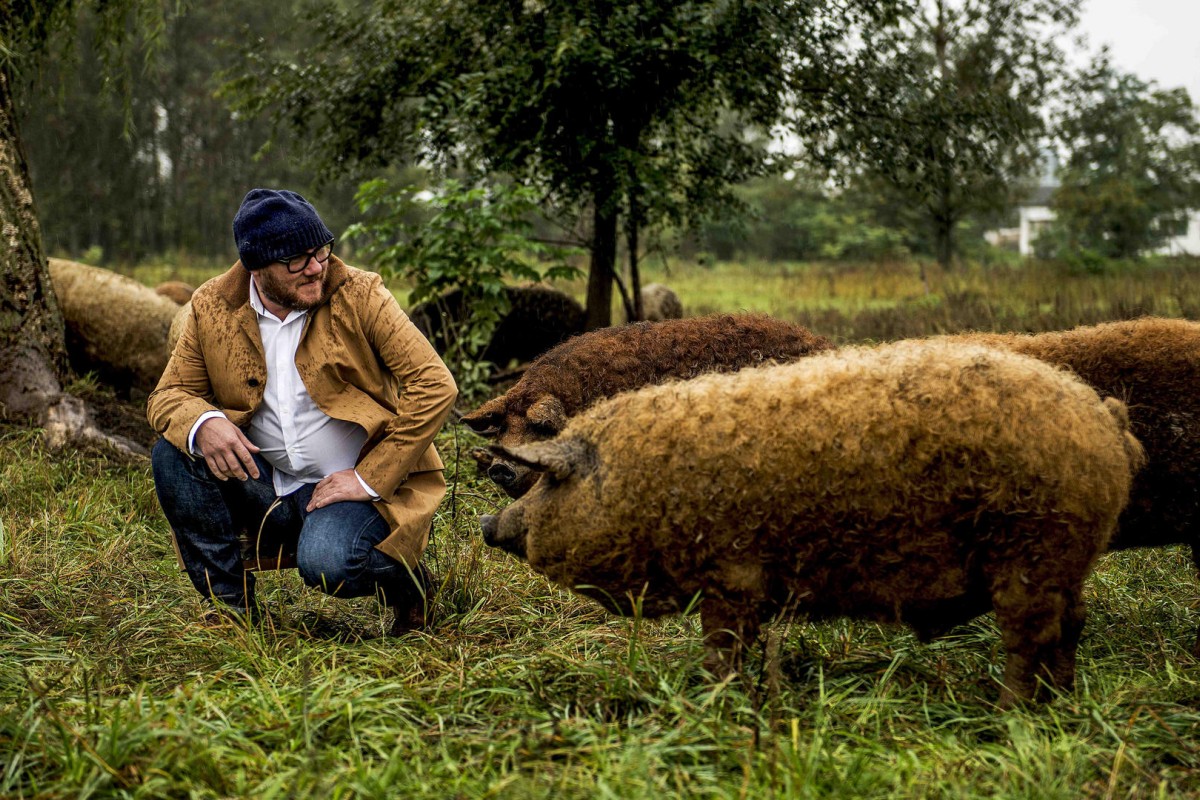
[1041, 587, 1086, 700]
[1191, 545, 1200, 658]
[990, 568, 1073, 707]
[699, 595, 762, 678]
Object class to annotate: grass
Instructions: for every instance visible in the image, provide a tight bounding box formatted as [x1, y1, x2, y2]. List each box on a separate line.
[5, 254, 1200, 797]
[114, 250, 1200, 342]
[600, 255, 1200, 342]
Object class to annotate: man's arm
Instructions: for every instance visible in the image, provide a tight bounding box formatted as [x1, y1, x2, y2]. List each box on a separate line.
[353, 278, 458, 497]
[147, 304, 225, 450]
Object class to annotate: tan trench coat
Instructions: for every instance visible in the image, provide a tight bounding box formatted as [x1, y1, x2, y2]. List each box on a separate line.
[147, 257, 457, 567]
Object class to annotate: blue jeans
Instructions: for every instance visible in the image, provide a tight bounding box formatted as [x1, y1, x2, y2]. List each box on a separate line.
[152, 439, 418, 612]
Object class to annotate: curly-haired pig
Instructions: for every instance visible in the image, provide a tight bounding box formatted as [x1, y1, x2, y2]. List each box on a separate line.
[463, 313, 835, 497]
[479, 340, 1143, 705]
[945, 318, 1200, 651]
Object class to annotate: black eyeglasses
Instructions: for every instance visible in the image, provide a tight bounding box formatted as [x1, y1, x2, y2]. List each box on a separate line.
[278, 240, 334, 273]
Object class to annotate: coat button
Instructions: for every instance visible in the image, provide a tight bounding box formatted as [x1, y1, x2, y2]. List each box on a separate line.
[247, 378, 260, 387]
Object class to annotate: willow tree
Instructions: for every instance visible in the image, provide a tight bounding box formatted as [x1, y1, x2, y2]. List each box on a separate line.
[0, 0, 163, 447]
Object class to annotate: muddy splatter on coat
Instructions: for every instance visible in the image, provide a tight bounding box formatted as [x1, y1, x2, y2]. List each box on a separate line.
[480, 340, 1142, 705]
[463, 313, 835, 497]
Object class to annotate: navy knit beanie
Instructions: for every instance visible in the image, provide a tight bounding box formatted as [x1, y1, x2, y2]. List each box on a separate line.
[233, 189, 334, 270]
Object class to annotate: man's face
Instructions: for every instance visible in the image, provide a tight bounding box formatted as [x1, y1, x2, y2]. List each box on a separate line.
[255, 252, 329, 312]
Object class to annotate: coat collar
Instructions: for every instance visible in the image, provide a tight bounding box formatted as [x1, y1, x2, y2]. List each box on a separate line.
[213, 255, 351, 311]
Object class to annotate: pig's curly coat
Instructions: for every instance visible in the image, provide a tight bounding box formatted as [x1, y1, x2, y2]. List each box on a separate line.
[48, 259, 181, 394]
[464, 313, 835, 496]
[631, 283, 683, 322]
[947, 318, 1200, 652]
[486, 340, 1142, 704]
[154, 281, 195, 305]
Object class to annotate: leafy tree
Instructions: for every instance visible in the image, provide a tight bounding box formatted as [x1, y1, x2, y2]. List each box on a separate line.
[1046, 54, 1200, 260]
[229, 0, 902, 328]
[806, 0, 1078, 268]
[698, 172, 908, 262]
[0, 0, 164, 443]
[347, 179, 580, 397]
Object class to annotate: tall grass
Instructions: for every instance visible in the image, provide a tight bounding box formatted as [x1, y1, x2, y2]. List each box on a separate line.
[601, 256, 1200, 341]
[119, 251, 1200, 340]
[3, 256, 1200, 797]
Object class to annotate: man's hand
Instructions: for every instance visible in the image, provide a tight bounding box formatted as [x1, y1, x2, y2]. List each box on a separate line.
[307, 469, 371, 511]
[195, 417, 261, 481]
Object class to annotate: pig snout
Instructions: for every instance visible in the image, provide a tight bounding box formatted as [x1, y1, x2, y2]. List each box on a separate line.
[487, 462, 519, 489]
[485, 459, 540, 499]
[479, 509, 528, 559]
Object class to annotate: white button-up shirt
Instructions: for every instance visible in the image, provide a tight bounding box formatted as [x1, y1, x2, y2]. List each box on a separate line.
[188, 278, 376, 498]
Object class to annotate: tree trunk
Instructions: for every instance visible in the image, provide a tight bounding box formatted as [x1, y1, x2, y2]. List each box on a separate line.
[933, 217, 955, 270]
[0, 65, 145, 456]
[585, 191, 619, 331]
[0, 63, 68, 419]
[627, 190, 643, 322]
[930, 1, 956, 273]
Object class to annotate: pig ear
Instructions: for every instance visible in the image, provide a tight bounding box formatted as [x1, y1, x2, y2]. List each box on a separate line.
[491, 438, 588, 482]
[461, 396, 506, 435]
[526, 395, 566, 435]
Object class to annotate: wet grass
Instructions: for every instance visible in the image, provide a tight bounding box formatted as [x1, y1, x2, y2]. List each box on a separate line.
[5, 255, 1200, 797]
[599, 255, 1200, 342]
[4, 423, 1200, 796]
[119, 251, 1200, 342]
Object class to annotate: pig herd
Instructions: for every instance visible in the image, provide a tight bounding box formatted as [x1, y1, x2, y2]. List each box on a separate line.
[469, 314, 1200, 706]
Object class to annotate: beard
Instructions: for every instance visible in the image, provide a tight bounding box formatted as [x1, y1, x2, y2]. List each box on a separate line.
[255, 266, 329, 312]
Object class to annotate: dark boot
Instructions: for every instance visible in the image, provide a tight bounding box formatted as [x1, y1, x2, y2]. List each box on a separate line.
[388, 562, 436, 636]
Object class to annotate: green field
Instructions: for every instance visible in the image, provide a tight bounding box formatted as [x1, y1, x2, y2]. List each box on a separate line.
[121, 253, 1200, 341]
[4, 257, 1200, 797]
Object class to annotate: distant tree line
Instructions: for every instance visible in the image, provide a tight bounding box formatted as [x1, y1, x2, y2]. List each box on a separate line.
[18, 1, 361, 264]
[20, 1, 1195, 289]
[17, 0, 1200, 279]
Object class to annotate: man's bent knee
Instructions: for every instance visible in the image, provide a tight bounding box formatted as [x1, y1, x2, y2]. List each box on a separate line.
[151, 438, 211, 485]
[296, 547, 359, 597]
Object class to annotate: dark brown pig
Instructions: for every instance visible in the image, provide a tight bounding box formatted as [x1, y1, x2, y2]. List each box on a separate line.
[463, 313, 834, 497]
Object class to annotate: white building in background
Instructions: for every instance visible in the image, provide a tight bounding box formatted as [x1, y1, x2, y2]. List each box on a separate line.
[1016, 183, 1200, 257]
[1151, 213, 1200, 256]
[1005, 149, 1200, 257]
[1016, 184, 1057, 257]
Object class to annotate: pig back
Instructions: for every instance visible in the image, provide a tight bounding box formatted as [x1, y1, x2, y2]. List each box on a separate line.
[518, 339, 1136, 617]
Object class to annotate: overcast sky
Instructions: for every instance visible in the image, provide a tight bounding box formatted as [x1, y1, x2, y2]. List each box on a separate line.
[1076, 0, 1200, 103]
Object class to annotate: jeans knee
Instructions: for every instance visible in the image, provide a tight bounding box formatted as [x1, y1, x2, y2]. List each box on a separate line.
[296, 546, 357, 596]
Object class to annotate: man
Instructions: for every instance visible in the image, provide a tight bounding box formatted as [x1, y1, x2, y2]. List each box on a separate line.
[148, 188, 457, 633]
